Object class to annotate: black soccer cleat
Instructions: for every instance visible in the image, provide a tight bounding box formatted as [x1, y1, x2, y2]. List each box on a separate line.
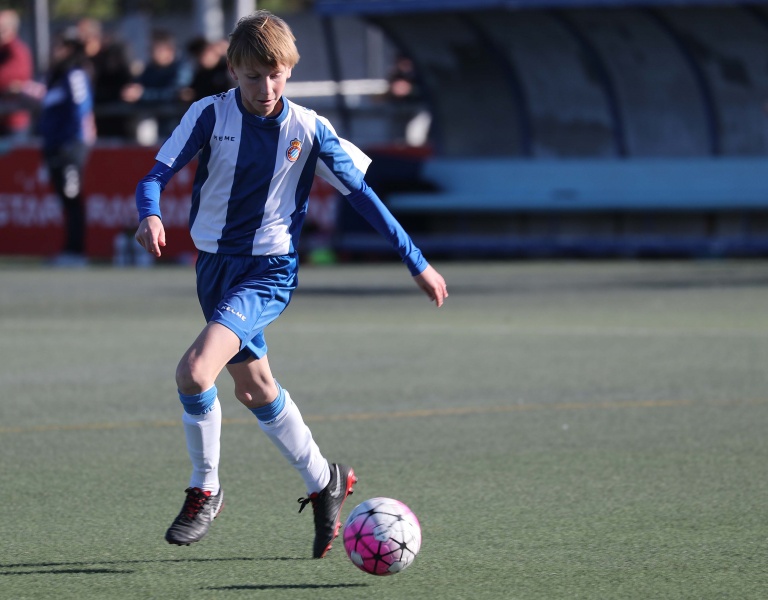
[165, 487, 224, 546]
[297, 463, 357, 558]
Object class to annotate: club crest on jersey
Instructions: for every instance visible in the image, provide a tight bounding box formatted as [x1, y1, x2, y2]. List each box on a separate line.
[286, 138, 302, 162]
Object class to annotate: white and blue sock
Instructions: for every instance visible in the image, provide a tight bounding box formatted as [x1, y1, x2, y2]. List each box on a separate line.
[179, 386, 221, 494]
[252, 383, 330, 494]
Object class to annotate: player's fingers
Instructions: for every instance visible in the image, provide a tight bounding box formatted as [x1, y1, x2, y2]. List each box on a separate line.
[419, 281, 436, 303]
[414, 267, 448, 307]
[425, 282, 445, 307]
[432, 278, 448, 307]
[433, 286, 445, 307]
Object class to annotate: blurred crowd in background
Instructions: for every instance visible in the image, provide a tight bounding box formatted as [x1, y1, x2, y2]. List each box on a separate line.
[0, 8, 422, 148]
[0, 8, 236, 147]
[0, 7, 425, 266]
[0, 8, 242, 266]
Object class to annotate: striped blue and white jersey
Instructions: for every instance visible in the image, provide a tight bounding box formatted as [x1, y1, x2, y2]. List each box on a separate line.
[136, 88, 427, 275]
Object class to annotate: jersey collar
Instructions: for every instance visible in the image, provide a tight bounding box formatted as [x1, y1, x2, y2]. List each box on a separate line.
[235, 88, 290, 128]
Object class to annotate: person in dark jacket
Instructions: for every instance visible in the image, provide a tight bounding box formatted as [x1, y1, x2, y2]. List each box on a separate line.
[38, 32, 96, 265]
[77, 18, 131, 139]
[178, 36, 232, 104]
[122, 29, 190, 141]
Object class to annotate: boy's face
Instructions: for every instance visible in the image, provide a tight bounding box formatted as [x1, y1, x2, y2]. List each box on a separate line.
[151, 41, 175, 67]
[228, 61, 292, 118]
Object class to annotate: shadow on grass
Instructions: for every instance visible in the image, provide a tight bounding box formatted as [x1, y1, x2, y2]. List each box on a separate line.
[0, 556, 305, 575]
[1, 568, 133, 576]
[0, 558, 370, 590]
[209, 584, 369, 591]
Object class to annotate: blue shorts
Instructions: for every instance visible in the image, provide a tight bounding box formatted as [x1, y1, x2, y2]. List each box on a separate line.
[195, 251, 299, 364]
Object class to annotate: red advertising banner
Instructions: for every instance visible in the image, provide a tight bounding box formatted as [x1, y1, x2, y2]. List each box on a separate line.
[0, 145, 340, 261]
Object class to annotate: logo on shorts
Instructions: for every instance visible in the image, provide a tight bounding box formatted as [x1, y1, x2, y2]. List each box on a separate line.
[286, 138, 302, 162]
[223, 304, 247, 321]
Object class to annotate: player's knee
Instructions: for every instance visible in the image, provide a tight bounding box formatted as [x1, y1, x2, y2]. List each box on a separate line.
[175, 357, 209, 395]
[233, 380, 273, 407]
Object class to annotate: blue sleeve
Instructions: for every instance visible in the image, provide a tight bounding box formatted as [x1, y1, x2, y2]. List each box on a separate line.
[345, 180, 428, 276]
[136, 161, 175, 222]
[313, 115, 369, 195]
[73, 70, 93, 120]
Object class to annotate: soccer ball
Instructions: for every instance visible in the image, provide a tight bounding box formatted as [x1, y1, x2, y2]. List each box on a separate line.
[343, 497, 421, 576]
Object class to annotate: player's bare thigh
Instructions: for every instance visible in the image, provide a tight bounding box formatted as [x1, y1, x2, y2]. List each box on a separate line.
[226, 356, 279, 409]
[176, 321, 241, 395]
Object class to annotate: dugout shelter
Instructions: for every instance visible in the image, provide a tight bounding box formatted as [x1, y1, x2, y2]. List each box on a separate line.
[317, 0, 768, 258]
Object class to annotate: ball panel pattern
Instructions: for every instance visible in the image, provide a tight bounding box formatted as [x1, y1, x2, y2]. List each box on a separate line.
[343, 497, 421, 576]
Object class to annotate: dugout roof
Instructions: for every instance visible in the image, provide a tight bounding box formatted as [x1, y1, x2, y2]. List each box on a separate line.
[316, 1, 768, 158]
[315, 0, 768, 15]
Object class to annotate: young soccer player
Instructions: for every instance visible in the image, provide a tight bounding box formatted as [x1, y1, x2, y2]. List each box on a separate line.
[134, 11, 448, 559]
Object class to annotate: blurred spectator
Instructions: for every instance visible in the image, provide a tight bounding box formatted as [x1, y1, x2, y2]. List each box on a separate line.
[0, 9, 33, 140]
[387, 54, 418, 101]
[77, 17, 132, 138]
[122, 29, 190, 142]
[38, 31, 96, 266]
[386, 53, 430, 147]
[179, 36, 232, 103]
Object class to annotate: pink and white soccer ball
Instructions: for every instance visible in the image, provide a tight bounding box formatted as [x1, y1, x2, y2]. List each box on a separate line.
[343, 497, 422, 576]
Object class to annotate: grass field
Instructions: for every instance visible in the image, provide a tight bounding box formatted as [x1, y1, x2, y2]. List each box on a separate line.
[2, 259, 767, 599]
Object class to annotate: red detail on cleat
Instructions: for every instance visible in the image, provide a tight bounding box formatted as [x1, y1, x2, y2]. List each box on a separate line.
[181, 488, 212, 519]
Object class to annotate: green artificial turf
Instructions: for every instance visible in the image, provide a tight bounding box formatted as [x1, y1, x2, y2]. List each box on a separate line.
[1, 260, 767, 599]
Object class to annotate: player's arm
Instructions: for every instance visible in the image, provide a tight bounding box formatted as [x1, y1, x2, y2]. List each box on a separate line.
[314, 117, 447, 306]
[134, 98, 217, 256]
[135, 161, 174, 257]
[345, 181, 448, 307]
[70, 69, 96, 146]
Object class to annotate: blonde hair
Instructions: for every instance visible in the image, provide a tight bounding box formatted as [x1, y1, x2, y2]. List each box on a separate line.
[227, 10, 300, 69]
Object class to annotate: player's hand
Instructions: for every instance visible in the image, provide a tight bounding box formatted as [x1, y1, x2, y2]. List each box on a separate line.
[413, 264, 448, 308]
[135, 215, 166, 258]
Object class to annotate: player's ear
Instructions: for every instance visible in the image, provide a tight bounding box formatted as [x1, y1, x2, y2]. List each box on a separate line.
[227, 60, 238, 82]
[285, 66, 292, 80]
